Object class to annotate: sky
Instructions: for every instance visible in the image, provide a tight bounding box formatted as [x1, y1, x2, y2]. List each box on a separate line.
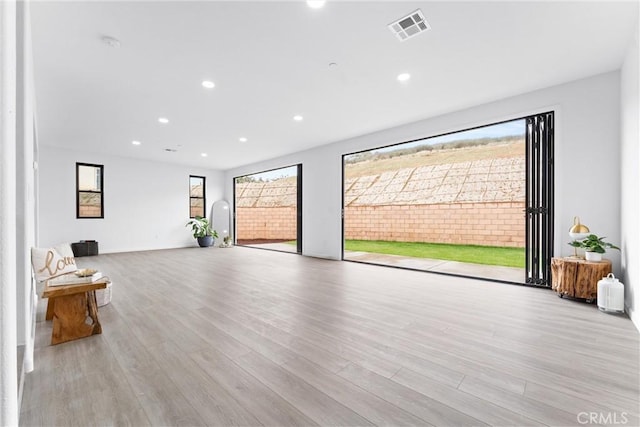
[371, 118, 526, 154]
[240, 165, 298, 182]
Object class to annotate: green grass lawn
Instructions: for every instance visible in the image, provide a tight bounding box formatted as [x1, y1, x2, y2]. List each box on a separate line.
[344, 240, 525, 268]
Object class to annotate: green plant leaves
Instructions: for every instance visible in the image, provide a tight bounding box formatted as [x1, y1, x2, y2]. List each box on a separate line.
[568, 233, 619, 253]
[185, 216, 219, 239]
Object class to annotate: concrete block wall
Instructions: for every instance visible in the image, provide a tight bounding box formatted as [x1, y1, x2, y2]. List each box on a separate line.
[78, 206, 101, 217]
[236, 206, 297, 240]
[344, 201, 525, 247]
[235, 158, 526, 247]
[235, 202, 524, 247]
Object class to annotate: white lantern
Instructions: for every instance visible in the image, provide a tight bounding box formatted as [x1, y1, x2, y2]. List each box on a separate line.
[597, 273, 625, 313]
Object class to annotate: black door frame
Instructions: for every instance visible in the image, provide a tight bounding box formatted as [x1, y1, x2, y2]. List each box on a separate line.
[525, 112, 555, 287]
[341, 112, 555, 286]
[232, 163, 302, 255]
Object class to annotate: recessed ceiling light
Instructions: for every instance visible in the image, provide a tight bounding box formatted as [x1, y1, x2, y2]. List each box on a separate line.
[307, 0, 326, 9]
[201, 153, 208, 157]
[239, 137, 248, 142]
[131, 140, 141, 146]
[202, 80, 215, 89]
[397, 73, 411, 82]
[158, 117, 169, 124]
[293, 115, 304, 121]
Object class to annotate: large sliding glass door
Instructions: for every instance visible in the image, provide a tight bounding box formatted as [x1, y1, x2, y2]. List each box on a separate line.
[234, 164, 302, 254]
[343, 113, 554, 285]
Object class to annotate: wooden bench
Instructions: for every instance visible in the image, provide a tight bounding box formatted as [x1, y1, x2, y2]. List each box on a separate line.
[43, 280, 109, 345]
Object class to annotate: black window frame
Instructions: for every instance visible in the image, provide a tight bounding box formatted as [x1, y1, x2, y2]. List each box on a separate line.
[233, 163, 302, 254]
[76, 162, 104, 219]
[189, 175, 206, 218]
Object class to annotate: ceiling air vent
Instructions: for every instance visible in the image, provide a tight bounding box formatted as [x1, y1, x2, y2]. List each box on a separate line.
[388, 9, 430, 41]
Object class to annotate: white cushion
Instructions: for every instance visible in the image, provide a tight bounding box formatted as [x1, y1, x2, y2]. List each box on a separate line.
[31, 244, 77, 282]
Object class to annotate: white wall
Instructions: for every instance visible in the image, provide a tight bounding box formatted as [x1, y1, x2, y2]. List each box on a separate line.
[620, 25, 640, 330]
[225, 72, 623, 273]
[1, 1, 38, 421]
[0, 0, 19, 423]
[16, 0, 37, 378]
[38, 146, 224, 253]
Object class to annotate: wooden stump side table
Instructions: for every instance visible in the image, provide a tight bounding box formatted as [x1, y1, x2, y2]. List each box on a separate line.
[43, 280, 108, 345]
[551, 257, 612, 302]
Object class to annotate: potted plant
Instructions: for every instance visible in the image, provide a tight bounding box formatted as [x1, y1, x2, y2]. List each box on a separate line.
[568, 234, 619, 261]
[185, 216, 218, 247]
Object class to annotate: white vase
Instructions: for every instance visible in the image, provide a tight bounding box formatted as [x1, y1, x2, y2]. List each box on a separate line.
[585, 251, 602, 262]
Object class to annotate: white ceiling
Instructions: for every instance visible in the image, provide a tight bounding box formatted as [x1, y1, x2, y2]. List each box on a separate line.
[30, 1, 638, 170]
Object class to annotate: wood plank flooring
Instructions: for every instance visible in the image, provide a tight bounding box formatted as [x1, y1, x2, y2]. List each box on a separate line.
[20, 247, 640, 426]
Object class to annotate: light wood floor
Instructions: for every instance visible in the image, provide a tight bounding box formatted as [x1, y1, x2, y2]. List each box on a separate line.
[20, 247, 640, 426]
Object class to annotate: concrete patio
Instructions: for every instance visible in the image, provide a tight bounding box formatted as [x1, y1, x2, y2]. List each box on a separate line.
[344, 251, 524, 283]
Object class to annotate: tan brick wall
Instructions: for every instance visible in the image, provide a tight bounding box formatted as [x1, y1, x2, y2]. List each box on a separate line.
[344, 201, 525, 247]
[234, 162, 526, 247]
[236, 202, 524, 247]
[236, 207, 297, 240]
[79, 205, 101, 217]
